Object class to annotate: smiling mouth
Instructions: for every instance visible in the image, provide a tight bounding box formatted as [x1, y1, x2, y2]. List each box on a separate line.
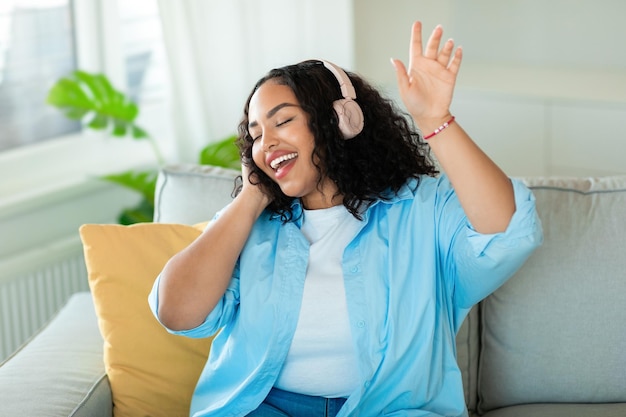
[270, 152, 298, 170]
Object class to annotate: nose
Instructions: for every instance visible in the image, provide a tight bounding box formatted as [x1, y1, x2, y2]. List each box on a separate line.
[259, 131, 278, 152]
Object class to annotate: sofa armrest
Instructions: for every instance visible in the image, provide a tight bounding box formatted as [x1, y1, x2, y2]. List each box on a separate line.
[0, 291, 112, 417]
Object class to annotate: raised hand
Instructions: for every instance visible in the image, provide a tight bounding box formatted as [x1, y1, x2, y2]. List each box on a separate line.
[390, 21, 515, 234]
[391, 21, 462, 127]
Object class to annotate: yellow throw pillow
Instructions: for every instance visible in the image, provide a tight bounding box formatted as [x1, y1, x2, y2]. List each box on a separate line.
[80, 222, 213, 417]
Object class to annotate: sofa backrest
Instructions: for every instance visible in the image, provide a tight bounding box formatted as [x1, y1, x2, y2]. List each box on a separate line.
[476, 176, 626, 413]
[154, 164, 240, 224]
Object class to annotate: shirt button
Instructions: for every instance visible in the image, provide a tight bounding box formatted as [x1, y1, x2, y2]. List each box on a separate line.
[364, 380, 371, 388]
[357, 320, 365, 328]
[350, 266, 359, 273]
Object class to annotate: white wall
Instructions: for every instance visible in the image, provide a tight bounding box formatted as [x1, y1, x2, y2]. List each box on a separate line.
[353, 0, 626, 177]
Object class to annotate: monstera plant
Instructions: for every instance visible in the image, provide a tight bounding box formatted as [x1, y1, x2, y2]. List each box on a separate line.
[47, 70, 240, 224]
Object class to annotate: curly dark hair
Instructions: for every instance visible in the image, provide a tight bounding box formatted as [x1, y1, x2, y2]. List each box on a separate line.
[236, 59, 438, 222]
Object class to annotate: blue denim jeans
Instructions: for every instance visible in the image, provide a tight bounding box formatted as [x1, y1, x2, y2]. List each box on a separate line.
[247, 388, 348, 417]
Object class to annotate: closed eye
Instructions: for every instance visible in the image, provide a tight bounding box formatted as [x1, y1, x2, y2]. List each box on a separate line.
[249, 116, 295, 142]
[276, 117, 294, 127]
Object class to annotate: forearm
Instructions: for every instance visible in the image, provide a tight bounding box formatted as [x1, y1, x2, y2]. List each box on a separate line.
[157, 190, 266, 330]
[421, 116, 515, 234]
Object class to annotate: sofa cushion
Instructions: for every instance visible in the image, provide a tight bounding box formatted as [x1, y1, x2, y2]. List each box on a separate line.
[478, 176, 626, 412]
[80, 222, 214, 417]
[482, 403, 626, 417]
[0, 292, 111, 417]
[154, 164, 239, 224]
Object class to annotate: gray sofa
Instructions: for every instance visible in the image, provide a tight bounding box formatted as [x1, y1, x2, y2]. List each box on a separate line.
[1, 164, 625, 417]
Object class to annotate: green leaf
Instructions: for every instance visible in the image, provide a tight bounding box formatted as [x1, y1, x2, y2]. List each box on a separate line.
[47, 78, 92, 112]
[63, 107, 89, 120]
[102, 169, 158, 202]
[102, 170, 157, 224]
[117, 197, 154, 225]
[73, 70, 107, 105]
[46, 70, 142, 137]
[88, 114, 108, 130]
[199, 134, 241, 169]
[47, 70, 167, 225]
[132, 125, 149, 139]
[112, 119, 128, 136]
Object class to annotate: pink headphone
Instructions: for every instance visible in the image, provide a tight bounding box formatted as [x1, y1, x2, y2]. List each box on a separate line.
[320, 60, 364, 140]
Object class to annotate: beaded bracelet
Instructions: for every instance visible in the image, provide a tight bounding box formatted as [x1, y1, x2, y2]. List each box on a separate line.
[423, 116, 455, 140]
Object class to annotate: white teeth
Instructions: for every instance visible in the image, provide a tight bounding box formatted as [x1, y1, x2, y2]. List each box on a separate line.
[270, 152, 298, 170]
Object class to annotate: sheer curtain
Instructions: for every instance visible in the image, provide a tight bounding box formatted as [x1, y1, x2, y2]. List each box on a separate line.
[157, 0, 354, 162]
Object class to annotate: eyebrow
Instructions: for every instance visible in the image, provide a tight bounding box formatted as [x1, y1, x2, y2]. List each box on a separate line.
[248, 103, 298, 129]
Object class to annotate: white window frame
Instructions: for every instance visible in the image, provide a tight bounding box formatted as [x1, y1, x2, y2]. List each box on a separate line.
[0, 0, 169, 210]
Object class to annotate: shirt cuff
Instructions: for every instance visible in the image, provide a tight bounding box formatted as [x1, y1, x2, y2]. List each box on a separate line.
[466, 178, 543, 256]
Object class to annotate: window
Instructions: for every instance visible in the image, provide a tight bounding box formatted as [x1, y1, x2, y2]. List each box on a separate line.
[0, 0, 172, 204]
[0, 0, 79, 152]
[0, 0, 170, 153]
[119, 0, 169, 105]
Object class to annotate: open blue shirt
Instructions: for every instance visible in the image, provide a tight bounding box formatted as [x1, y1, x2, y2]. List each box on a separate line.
[149, 175, 542, 417]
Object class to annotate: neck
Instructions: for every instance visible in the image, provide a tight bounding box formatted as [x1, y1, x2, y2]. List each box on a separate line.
[301, 181, 343, 209]
[301, 193, 343, 210]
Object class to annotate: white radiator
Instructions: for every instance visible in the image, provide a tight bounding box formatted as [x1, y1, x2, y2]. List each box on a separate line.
[0, 240, 89, 362]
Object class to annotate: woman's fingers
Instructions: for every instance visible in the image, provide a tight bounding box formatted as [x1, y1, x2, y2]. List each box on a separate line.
[408, 21, 423, 70]
[437, 39, 454, 67]
[448, 46, 463, 74]
[411, 22, 461, 73]
[423, 24, 443, 60]
[390, 58, 409, 93]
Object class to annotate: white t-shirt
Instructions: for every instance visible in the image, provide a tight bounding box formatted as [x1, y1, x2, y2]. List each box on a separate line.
[274, 204, 362, 397]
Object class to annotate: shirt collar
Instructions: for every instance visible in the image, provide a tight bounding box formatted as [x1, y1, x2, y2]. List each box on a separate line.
[274, 177, 420, 226]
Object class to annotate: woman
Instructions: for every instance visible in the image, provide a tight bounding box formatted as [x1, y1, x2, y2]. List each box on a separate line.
[149, 22, 542, 416]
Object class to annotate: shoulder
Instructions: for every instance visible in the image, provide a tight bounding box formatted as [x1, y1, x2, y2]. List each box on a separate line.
[363, 175, 451, 220]
[384, 174, 454, 204]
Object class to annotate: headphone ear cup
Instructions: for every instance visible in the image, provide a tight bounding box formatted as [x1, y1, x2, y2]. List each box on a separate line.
[333, 98, 364, 140]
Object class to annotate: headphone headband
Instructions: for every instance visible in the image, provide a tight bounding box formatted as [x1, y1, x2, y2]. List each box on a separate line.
[321, 60, 357, 100]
